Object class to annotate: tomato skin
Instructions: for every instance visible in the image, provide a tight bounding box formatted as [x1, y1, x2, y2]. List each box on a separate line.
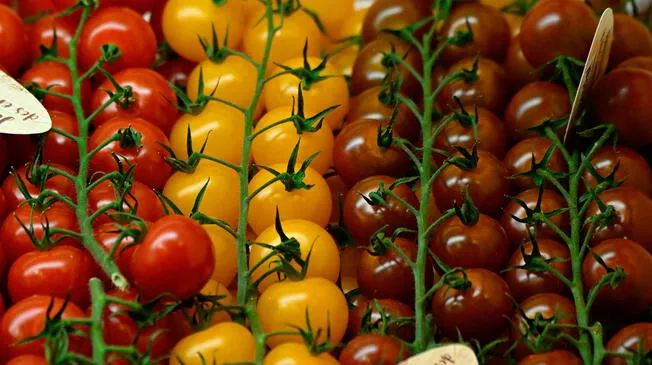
[501, 188, 569, 246]
[504, 82, 571, 141]
[2, 164, 77, 212]
[27, 14, 75, 65]
[17, 0, 56, 19]
[348, 298, 415, 342]
[519, 0, 597, 67]
[516, 350, 582, 365]
[21, 61, 91, 116]
[88, 180, 164, 227]
[582, 238, 652, 315]
[503, 37, 542, 92]
[343, 176, 418, 245]
[155, 57, 195, 89]
[334, 119, 411, 187]
[79, 7, 156, 74]
[90, 68, 178, 134]
[88, 117, 172, 190]
[431, 268, 513, 343]
[130, 215, 214, 300]
[440, 3, 510, 65]
[610, 14, 652, 68]
[592, 68, 652, 147]
[170, 322, 255, 365]
[203, 225, 237, 287]
[583, 145, 652, 197]
[361, 0, 430, 44]
[339, 334, 411, 365]
[41, 111, 80, 169]
[99, 0, 157, 13]
[0, 5, 26, 76]
[257, 278, 349, 348]
[616, 56, 652, 73]
[4, 355, 49, 365]
[431, 214, 510, 272]
[302, 0, 354, 34]
[264, 342, 339, 365]
[605, 323, 652, 365]
[503, 137, 568, 191]
[93, 221, 143, 284]
[0, 296, 88, 361]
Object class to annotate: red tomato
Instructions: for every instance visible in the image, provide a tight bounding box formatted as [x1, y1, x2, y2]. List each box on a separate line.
[503, 37, 542, 92]
[93, 221, 147, 284]
[0, 5, 26, 76]
[100, 0, 157, 13]
[616, 56, 652, 73]
[149, 0, 167, 43]
[503, 137, 568, 191]
[339, 334, 411, 365]
[88, 117, 172, 190]
[609, 13, 652, 68]
[0, 135, 8, 177]
[20, 61, 91, 116]
[90, 68, 178, 134]
[348, 298, 415, 342]
[26, 14, 75, 65]
[1, 164, 77, 212]
[605, 322, 652, 365]
[583, 145, 652, 197]
[17, 0, 56, 19]
[43, 111, 80, 169]
[130, 215, 215, 300]
[4, 355, 49, 365]
[155, 57, 195, 89]
[7, 245, 98, 308]
[361, 0, 431, 44]
[78, 7, 156, 74]
[517, 351, 582, 365]
[88, 180, 164, 226]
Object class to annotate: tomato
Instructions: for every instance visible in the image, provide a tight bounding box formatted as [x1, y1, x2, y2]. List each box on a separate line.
[263, 57, 350, 130]
[440, 3, 510, 65]
[264, 342, 339, 365]
[343, 176, 418, 245]
[324, 6, 366, 77]
[431, 213, 510, 272]
[583, 145, 652, 197]
[40, 111, 80, 169]
[203, 225, 237, 287]
[196, 279, 235, 324]
[26, 14, 75, 65]
[519, 0, 597, 67]
[517, 351, 582, 365]
[610, 14, 652, 68]
[302, 0, 354, 35]
[327, 173, 348, 223]
[503, 37, 542, 92]
[2, 164, 77, 212]
[21, 61, 91, 116]
[17, 0, 56, 19]
[434, 107, 509, 160]
[582, 238, 652, 315]
[339, 334, 410, 365]
[257, 278, 349, 348]
[348, 298, 415, 342]
[169, 321, 255, 365]
[503, 137, 568, 191]
[585, 187, 652, 253]
[248, 165, 332, 234]
[0, 241, 5, 279]
[130, 215, 215, 300]
[504, 239, 571, 301]
[8, 245, 97, 308]
[0, 5, 26, 76]
[163, 0, 245, 62]
[334, 119, 411, 187]
[510, 293, 577, 359]
[433, 150, 510, 215]
[88, 116, 172, 190]
[250, 219, 340, 292]
[4, 355, 49, 365]
[361, 0, 431, 44]
[431, 268, 513, 343]
[155, 57, 196, 89]
[0, 296, 88, 361]
[93, 221, 144, 284]
[616, 56, 652, 73]
[169, 102, 245, 167]
[88, 180, 165, 227]
[79, 7, 156, 74]
[592, 68, 652, 147]
[605, 323, 652, 365]
[0, 202, 80, 263]
[162, 163, 240, 227]
[504, 82, 571, 141]
[90, 68, 178, 134]
[252, 106, 334, 175]
[99, 0, 157, 13]
[438, 57, 509, 115]
[0, 135, 8, 177]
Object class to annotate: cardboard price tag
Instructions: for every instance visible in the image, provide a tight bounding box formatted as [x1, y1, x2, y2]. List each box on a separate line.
[563, 8, 614, 143]
[0, 70, 52, 135]
[399, 344, 478, 365]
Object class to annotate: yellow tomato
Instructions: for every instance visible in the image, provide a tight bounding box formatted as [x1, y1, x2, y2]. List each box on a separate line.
[251, 106, 334, 175]
[162, 0, 246, 62]
[200, 279, 235, 324]
[263, 342, 340, 365]
[203, 225, 237, 286]
[239, 0, 264, 20]
[302, 0, 354, 35]
[169, 322, 255, 365]
[257, 278, 349, 348]
[250, 219, 340, 292]
[329, 46, 359, 77]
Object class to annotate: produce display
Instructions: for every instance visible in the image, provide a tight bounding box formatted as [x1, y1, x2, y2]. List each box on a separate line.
[0, 0, 651, 364]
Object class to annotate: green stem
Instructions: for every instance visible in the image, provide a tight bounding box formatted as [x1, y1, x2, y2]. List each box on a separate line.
[89, 278, 108, 364]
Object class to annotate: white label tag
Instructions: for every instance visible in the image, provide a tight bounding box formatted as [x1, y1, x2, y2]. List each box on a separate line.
[0, 70, 52, 135]
[563, 8, 614, 143]
[399, 344, 478, 365]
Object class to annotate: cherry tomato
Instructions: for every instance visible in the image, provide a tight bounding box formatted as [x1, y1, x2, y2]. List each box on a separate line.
[343, 176, 418, 245]
[195, 279, 236, 325]
[257, 278, 349, 348]
[169, 322, 255, 365]
[504, 82, 571, 141]
[438, 57, 509, 115]
[93, 221, 145, 284]
[440, 3, 510, 65]
[155, 57, 195, 89]
[88, 116, 172, 190]
[17, 0, 56, 19]
[100, 0, 157, 13]
[203, 225, 238, 287]
[431, 213, 510, 272]
[504, 239, 571, 301]
[250, 219, 340, 292]
[616, 56, 652, 73]
[130, 215, 215, 300]
[605, 322, 652, 365]
[264, 342, 339, 365]
[21, 61, 91, 116]
[88, 180, 164, 226]
[510, 293, 577, 359]
[431, 268, 513, 342]
[582, 238, 652, 315]
[302, 0, 354, 34]
[26, 14, 75, 65]
[4, 356, 49, 365]
[90, 68, 178, 134]
[334, 119, 411, 187]
[2, 164, 77, 212]
[348, 298, 416, 342]
[79, 7, 156, 74]
[0, 135, 8, 177]
[361, 0, 431, 44]
[519, 0, 597, 67]
[517, 351, 582, 365]
[0, 5, 26, 76]
[583, 145, 652, 197]
[40, 111, 79, 169]
[7, 245, 98, 308]
[252, 106, 334, 175]
[0, 296, 88, 361]
[610, 14, 652, 68]
[503, 137, 568, 191]
[339, 334, 411, 365]
[503, 37, 542, 92]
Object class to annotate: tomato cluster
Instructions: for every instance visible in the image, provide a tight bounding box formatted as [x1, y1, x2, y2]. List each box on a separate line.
[0, 0, 650, 364]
